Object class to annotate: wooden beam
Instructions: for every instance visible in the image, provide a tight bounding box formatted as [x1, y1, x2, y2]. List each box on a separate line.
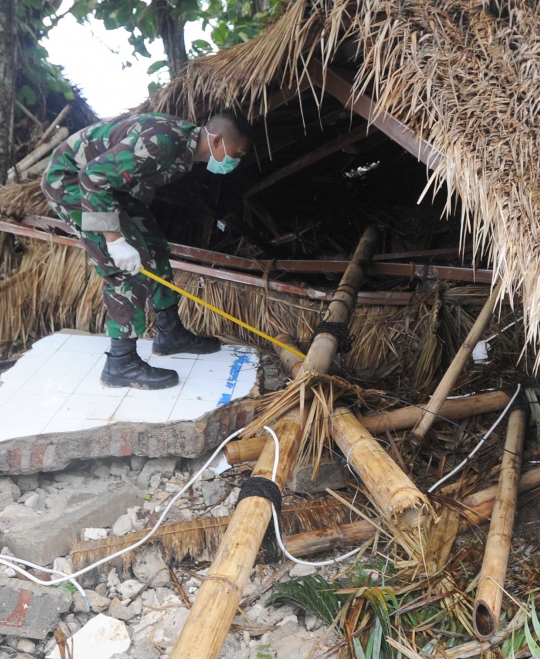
[245, 122, 372, 197]
[307, 60, 443, 170]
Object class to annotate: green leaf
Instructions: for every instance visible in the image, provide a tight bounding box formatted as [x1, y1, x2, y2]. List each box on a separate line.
[147, 60, 168, 74]
[58, 583, 76, 594]
[354, 638, 368, 659]
[17, 85, 37, 107]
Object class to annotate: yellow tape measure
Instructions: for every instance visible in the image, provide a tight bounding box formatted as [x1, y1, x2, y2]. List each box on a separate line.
[140, 268, 306, 360]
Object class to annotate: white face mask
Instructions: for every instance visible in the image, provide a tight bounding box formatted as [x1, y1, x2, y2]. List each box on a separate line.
[206, 129, 241, 175]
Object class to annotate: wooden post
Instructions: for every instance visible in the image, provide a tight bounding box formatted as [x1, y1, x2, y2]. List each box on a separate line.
[473, 408, 526, 639]
[274, 333, 304, 379]
[412, 280, 503, 442]
[170, 229, 378, 659]
[331, 407, 430, 524]
[224, 391, 511, 465]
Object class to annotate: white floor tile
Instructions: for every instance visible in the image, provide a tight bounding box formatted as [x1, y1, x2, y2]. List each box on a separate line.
[125, 381, 185, 400]
[178, 378, 232, 402]
[136, 339, 154, 360]
[21, 352, 102, 394]
[231, 381, 256, 399]
[190, 360, 236, 380]
[236, 364, 259, 382]
[0, 390, 70, 418]
[73, 356, 129, 397]
[62, 334, 110, 353]
[28, 333, 71, 354]
[0, 416, 51, 442]
[146, 356, 196, 378]
[42, 418, 106, 434]
[169, 398, 216, 421]
[195, 347, 251, 362]
[56, 394, 122, 420]
[111, 396, 177, 423]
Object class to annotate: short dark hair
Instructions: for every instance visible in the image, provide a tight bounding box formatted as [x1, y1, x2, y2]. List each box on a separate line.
[205, 111, 254, 144]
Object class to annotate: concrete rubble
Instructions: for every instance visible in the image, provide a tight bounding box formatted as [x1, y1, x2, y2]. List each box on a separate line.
[0, 448, 346, 658]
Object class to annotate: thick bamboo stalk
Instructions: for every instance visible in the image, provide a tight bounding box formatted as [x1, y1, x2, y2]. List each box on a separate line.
[274, 333, 304, 378]
[473, 408, 526, 639]
[36, 104, 71, 147]
[297, 227, 379, 376]
[331, 406, 430, 524]
[287, 464, 540, 557]
[7, 127, 69, 181]
[224, 391, 510, 465]
[412, 280, 503, 441]
[171, 230, 378, 659]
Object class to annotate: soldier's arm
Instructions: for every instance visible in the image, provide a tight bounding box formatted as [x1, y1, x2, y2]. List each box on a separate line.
[77, 124, 179, 233]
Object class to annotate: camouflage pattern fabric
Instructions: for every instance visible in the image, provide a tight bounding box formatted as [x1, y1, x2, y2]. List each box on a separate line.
[41, 113, 200, 339]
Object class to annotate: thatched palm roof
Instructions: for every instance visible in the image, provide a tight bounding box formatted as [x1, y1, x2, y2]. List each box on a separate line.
[147, 0, 540, 364]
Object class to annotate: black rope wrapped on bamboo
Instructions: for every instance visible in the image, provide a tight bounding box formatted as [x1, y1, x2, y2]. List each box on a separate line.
[236, 477, 283, 563]
[310, 321, 354, 354]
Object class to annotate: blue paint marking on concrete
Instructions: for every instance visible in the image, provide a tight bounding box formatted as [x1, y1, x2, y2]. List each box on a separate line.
[217, 351, 256, 407]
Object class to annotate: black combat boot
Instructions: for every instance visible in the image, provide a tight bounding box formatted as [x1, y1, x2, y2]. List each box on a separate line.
[153, 306, 221, 356]
[101, 338, 179, 389]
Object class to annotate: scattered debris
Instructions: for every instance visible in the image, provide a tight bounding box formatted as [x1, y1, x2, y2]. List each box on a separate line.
[46, 613, 130, 659]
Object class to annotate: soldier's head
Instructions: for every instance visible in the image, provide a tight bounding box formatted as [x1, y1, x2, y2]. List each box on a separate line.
[198, 112, 253, 174]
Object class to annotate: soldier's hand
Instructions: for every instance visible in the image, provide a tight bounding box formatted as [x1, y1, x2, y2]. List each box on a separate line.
[106, 236, 142, 275]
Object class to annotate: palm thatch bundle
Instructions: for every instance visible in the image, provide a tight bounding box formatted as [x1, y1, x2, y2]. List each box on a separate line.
[0, 235, 525, 394]
[0, 178, 54, 219]
[145, 0, 540, 365]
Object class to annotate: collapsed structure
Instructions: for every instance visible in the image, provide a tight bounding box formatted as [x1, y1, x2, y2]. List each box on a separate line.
[0, 0, 540, 658]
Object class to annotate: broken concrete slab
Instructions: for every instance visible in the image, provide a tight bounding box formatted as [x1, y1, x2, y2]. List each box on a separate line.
[0, 397, 257, 476]
[1, 481, 142, 565]
[289, 456, 347, 495]
[46, 613, 130, 659]
[136, 457, 177, 489]
[0, 577, 72, 639]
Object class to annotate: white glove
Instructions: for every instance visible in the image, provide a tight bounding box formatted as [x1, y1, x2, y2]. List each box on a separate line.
[106, 236, 142, 275]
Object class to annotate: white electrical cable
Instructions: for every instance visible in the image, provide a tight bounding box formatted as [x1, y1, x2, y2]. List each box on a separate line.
[427, 384, 521, 493]
[0, 424, 363, 607]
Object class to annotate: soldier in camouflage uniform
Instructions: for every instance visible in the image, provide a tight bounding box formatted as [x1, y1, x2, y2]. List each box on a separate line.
[41, 112, 253, 389]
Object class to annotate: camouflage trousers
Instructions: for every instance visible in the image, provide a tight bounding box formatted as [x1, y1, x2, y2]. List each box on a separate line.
[41, 176, 179, 339]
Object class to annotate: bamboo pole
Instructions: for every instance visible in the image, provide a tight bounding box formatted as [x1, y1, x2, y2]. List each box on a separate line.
[170, 229, 379, 659]
[36, 104, 71, 147]
[7, 127, 69, 182]
[274, 333, 304, 378]
[473, 408, 526, 639]
[297, 227, 379, 376]
[224, 391, 511, 465]
[412, 280, 503, 442]
[331, 406, 430, 524]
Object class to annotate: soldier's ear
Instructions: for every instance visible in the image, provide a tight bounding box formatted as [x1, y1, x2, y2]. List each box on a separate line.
[212, 134, 223, 150]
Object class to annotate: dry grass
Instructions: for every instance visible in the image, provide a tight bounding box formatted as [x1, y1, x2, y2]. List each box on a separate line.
[0, 178, 54, 219]
[143, 0, 540, 367]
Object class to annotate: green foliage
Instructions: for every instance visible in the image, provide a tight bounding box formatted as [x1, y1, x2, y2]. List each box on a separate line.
[525, 598, 540, 659]
[268, 574, 350, 626]
[256, 645, 274, 659]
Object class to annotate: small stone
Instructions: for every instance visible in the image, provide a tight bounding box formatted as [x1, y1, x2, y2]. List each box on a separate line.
[107, 568, 121, 589]
[201, 469, 215, 481]
[16, 475, 39, 493]
[23, 493, 40, 509]
[16, 639, 36, 653]
[201, 480, 230, 507]
[305, 612, 323, 631]
[136, 458, 177, 490]
[54, 473, 85, 486]
[133, 641, 161, 659]
[132, 546, 170, 587]
[110, 461, 130, 477]
[17, 492, 36, 504]
[149, 473, 161, 490]
[53, 557, 72, 576]
[131, 456, 147, 473]
[82, 528, 108, 541]
[73, 590, 110, 613]
[210, 504, 229, 518]
[290, 563, 317, 577]
[0, 478, 21, 512]
[118, 579, 143, 600]
[93, 465, 110, 479]
[112, 514, 133, 537]
[223, 487, 240, 508]
[95, 582, 108, 597]
[109, 597, 142, 621]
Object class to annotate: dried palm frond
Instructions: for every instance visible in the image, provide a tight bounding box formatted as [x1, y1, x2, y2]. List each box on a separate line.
[0, 178, 53, 219]
[70, 496, 361, 576]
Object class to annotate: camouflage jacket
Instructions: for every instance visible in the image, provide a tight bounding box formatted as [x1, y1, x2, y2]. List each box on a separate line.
[46, 113, 200, 232]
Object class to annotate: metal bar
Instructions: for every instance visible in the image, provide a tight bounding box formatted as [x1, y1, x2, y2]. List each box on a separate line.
[308, 60, 444, 170]
[245, 122, 371, 197]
